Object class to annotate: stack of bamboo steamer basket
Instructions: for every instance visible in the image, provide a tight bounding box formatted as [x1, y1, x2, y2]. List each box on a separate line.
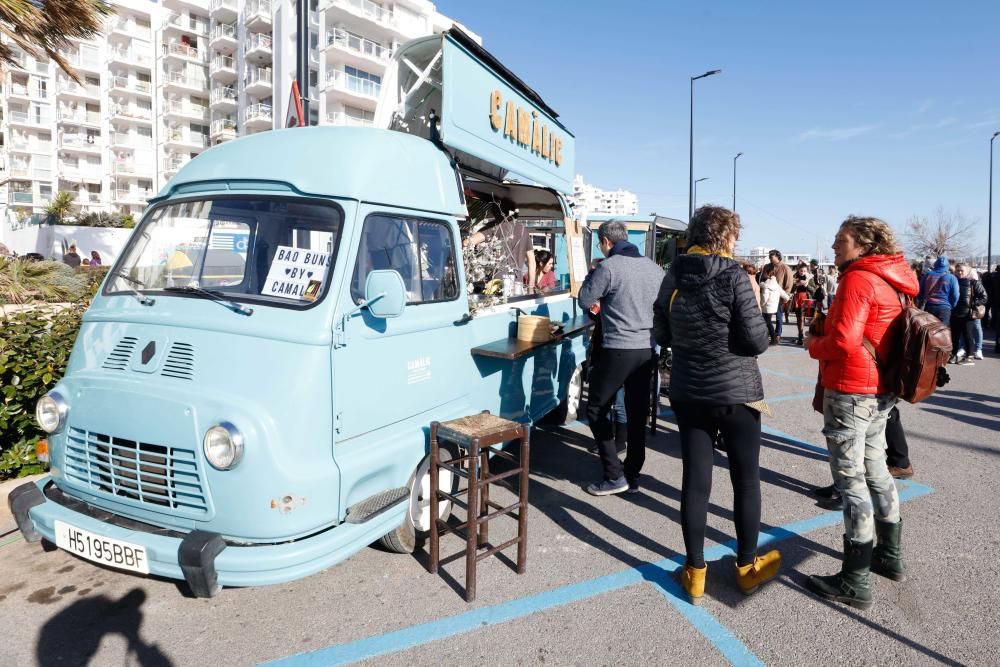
[516, 315, 552, 343]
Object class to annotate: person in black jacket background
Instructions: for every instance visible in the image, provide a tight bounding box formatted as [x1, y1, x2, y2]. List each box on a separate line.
[653, 205, 780, 604]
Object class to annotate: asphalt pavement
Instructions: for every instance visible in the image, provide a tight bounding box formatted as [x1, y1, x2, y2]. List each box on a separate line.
[1, 336, 998, 666]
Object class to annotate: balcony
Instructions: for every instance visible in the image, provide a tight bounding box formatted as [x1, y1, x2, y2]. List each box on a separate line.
[324, 70, 380, 102]
[325, 0, 398, 32]
[107, 17, 152, 40]
[7, 83, 31, 100]
[111, 159, 152, 176]
[8, 192, 34, 205]
[210, 85, 238, 111]
[109, 75, 153, 97]
[326, 111, 373, 127]
[109, 132, 153, 150]
[108, 47, 153, 69]
[325, 29, 389, 67]
[244, 33, 272, 64]
[162, 154, 192, 173]
[209, 0, 238, 22]
[56, 77, 101, 99]
[162, 42, 207, 64]
[8, 165, 31, 179]
[8, 110, 53, 128]
[244, 0, 272, 31]
[210, 118, 237, 140]
[244, 66, 272, 97]
[164, 12, 209, 36]
[210, 54, 237, 82]
[163, 99, 209, 121]
[164, 128, 209, 151]
[243, 103, 272, 130]
[58, 109, 102, 127]
[59, 53, 102, 73]
[113, 188, 153, 204]
[109, 103, 153, 124]
[58, 166, 104, 183]
[162, 70, 207, 93]
[210, 23, 238, 53]
[59, 134, 102, 153]
[59, 190, 102, 205]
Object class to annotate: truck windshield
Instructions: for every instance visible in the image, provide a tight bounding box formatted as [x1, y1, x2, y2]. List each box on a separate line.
[105, 197, 342, 308]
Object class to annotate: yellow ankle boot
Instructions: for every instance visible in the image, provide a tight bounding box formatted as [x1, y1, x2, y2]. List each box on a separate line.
[735, 550, 781, 595]
[681, 564, 707, 604]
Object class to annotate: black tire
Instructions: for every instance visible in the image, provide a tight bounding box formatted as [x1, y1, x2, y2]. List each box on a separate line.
[378, 445, 458, 554]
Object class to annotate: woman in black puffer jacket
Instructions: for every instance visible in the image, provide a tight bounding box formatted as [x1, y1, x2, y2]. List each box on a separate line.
[653, 205, 778, 604]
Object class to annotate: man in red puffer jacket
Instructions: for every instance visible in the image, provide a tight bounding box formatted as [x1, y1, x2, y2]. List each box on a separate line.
[803, 215, 919, 611]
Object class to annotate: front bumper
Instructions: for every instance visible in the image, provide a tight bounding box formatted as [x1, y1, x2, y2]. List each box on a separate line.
[10, 478, 406, 595]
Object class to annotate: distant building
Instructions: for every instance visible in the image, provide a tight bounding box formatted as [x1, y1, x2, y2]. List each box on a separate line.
[571, 174, 638, 216]
[745, 246, 810, 267]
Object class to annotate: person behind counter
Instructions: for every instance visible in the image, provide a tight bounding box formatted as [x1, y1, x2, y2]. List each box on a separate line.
[463, 207, 536, 296]
[528, 249, 556, 292]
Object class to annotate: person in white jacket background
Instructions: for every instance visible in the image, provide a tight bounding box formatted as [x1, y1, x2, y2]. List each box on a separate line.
[760, 265, 791, 345]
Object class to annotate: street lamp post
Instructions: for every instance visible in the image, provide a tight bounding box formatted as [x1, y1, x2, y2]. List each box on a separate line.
[694, 177, 709, 210]
[733, 152, 743, 211]
[990, 131, 999, 270]
[689, 69, 721, 222]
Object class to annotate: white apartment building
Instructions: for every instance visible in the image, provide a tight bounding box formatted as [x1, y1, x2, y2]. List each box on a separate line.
[746, 246, 811, 268]
[0, 0, 476, 227]
[571, 174, 639, 217]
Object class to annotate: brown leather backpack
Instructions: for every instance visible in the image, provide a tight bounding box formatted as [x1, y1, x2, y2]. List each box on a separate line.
[863, 291, 952, 403]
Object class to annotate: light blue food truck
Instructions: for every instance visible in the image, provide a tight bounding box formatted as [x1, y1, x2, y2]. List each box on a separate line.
[9, 29, 593, 597]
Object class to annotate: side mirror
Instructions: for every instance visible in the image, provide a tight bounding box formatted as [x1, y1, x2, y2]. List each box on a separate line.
[364, 270, 407, 319]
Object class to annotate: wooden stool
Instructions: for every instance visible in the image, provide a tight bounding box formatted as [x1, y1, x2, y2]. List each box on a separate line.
[428, 411, 530, 602]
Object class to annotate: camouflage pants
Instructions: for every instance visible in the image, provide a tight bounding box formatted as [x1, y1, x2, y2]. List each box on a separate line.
[822, 389, 900, 543]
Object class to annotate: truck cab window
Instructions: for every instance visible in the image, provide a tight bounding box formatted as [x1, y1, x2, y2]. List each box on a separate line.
[351, 214, 458, 304]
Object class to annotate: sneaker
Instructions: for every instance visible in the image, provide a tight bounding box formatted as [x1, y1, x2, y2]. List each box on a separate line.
[813, 484, 840, 500]
[586, 477, 628, 496]
[958, 358, 975, 366]
[626, 476, 640, 494]
[974, 350, 984, 360]
[949, 355, 958, 364]
[956, 349, 967, 362]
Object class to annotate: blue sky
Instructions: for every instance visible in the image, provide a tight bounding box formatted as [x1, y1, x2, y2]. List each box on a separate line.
[435, 0, 1000, 259]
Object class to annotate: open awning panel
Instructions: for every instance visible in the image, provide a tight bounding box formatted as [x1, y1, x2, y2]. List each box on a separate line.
[378, 29, 576, 195]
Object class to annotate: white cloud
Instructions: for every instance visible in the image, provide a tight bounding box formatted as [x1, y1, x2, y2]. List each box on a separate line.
[794, 124, 879, 142]
[889, 117, 959, 139]
[915, 98, 934, 114]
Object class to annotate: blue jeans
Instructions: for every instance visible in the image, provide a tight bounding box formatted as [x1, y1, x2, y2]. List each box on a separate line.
[924, 303, 951, 326]
[965, 318, 983, 353]
[775, 308, 784, 337]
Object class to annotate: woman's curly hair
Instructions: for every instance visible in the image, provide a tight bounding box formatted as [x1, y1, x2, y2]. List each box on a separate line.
[688, 205, 741, 253]
[840, 216, 901, 256]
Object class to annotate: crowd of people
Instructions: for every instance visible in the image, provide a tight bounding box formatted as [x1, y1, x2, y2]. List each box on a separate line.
[576, 207, 989, 611]
[61, 244, 103, 269]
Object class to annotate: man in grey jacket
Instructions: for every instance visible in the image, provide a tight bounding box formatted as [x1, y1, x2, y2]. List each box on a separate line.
[578, 220, 664, 495]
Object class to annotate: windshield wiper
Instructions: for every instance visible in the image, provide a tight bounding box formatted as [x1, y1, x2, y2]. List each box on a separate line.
[163, 286, 254, 316]
[114, 271, 155, 306]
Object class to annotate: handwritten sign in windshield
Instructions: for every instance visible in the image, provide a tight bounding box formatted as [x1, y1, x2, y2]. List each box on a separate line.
[262, 245, 331, 302]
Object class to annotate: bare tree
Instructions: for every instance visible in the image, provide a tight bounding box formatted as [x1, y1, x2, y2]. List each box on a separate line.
[901, 207, 980, 259]
[0, 0, 114, 83]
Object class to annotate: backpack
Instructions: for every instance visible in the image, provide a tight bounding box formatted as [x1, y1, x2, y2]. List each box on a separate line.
[862, 290, 952, 403]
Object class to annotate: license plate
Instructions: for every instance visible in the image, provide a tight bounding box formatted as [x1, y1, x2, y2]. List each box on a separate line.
[54, 520, 150, 574]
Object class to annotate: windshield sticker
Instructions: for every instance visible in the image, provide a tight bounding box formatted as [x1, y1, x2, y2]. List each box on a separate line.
[262, 245, 332, 301]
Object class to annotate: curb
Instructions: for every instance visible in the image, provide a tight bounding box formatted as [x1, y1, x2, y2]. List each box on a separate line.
[0, 473, 47, 537]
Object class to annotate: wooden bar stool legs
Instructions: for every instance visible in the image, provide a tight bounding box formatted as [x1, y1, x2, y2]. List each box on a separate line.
[427, 412, 530, 602]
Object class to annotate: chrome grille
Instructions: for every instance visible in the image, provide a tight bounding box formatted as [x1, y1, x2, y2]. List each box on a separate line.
[161, 342, 195, 381]
[63, 427, 208, 515]
[102, 337, 138, 371]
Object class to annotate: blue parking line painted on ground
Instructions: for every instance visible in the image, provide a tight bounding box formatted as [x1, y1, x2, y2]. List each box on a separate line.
[760, 425, 829, 457]
[0, 534, 24, 549]
[267, 482, 934, 667]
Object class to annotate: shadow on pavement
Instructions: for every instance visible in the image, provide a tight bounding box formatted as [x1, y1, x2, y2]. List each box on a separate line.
[36, 588, 172, 666]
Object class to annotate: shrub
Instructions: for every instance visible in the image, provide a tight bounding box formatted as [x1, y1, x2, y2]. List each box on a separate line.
[0, 303, 86, 479]
[73, 211, 135, 228]
[0, 258, 88, 305]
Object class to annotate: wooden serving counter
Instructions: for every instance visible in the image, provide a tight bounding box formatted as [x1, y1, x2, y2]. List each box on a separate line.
[469, 315, 594, 361]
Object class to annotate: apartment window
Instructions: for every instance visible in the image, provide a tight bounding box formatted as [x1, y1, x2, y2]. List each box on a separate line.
[344, 66, 380, 84]
[40, 184, 53, 200]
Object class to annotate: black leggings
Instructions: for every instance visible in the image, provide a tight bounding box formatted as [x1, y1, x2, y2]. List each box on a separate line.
[673, 401, 762, 568]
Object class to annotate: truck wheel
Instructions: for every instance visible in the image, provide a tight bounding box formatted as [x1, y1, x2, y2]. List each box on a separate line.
[379, 448, 457, 554]
[550, 363, 584, 424]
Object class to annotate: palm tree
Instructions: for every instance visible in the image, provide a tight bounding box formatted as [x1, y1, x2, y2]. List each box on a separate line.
[46, 191, 76, 225]
[0, 0, 114, 83]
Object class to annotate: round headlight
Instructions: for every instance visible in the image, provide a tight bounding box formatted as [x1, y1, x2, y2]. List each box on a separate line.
[36, 392, 67, 434]
[203, 422, 244, 470]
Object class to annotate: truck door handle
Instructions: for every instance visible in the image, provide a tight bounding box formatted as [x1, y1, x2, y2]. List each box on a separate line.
[453, 313, 473, 326]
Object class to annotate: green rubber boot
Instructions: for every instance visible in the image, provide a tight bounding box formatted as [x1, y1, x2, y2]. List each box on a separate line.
[872, 519, 905, 582]
[806, 536, 874, 610]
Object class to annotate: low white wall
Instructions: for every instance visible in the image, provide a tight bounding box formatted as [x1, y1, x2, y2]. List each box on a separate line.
[1, 222, 134, 265]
